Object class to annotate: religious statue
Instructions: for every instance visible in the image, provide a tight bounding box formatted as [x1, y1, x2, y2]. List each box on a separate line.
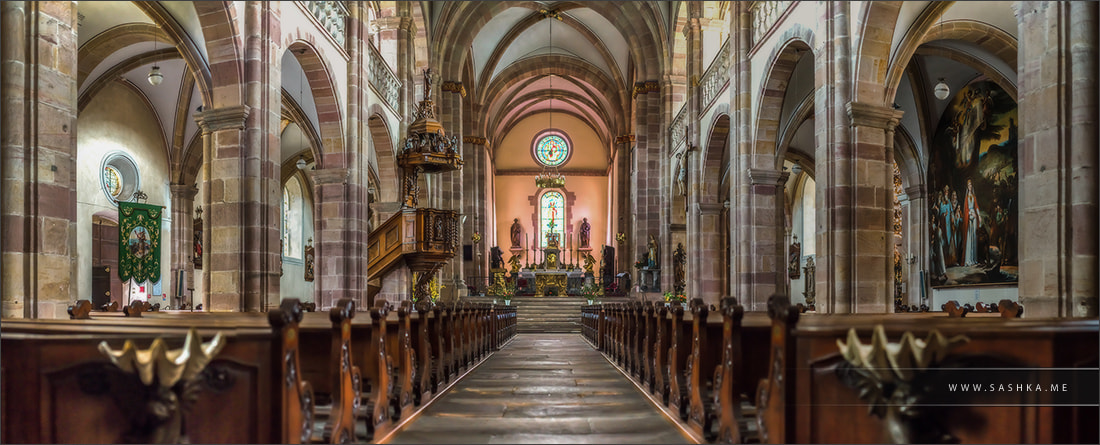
[490, 246, 504, 270]
[510, 218, 522, 249]
[583, 252, 596, 274]
[803, 256, 816, 306]
[647, 235, 659, 269]
[304, 238, 315, 282]
[579, 217, 591, 249]
[788, 236, 802, 279]
[192, 209, 203, 269]
[676, 155, 687, 197]
[673, 243, 686, 293]
[422, 68, 433, 98]
[508, 253, 521, 273]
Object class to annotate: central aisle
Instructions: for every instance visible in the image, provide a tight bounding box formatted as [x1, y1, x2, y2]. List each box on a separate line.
[385, 334, 693, 444]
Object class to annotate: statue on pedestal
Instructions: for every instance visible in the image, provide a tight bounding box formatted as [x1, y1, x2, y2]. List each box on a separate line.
[647, 235, 659, 269]
[510, 218, 522, 249]
[579, 218, 591, 249]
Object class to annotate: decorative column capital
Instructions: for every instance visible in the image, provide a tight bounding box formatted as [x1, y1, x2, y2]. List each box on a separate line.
[463, 136, 488, 145]
[441, 81, 466, 97]
[904, 184, 927, 200]
[747, 168, 789, 186]
[846, 101, 904, 130]
[194, 106, 249, 133]
[308, 167, 349, 186]
[695, 202, 724, 215]
[632, 80, 660, 98]
[170, 183, 199, 200]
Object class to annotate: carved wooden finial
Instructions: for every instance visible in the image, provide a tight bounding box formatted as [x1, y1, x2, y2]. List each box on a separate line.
[68, 300, 92, 320]
[941, 300, 968, 318]
[124, 300, 145, 317]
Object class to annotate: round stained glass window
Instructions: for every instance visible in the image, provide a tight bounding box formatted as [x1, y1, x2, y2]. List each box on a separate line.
[102, 166, 122, 199]
[99, 151, 140, 205]
[534, 133, 570, 167]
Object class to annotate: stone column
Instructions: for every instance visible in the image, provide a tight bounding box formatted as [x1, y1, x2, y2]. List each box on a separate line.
[681, 15, 702, 301]
[695, 202, 725, 304]
[374, 14, 413, 135]
[1, 1, 79, 318]
[744, 169, 788, 310]
[729, 2, 753, 302]
[902, 184, 928, 307]
[440, 80, 465, 297]
[241, 0, 282, 312]
[309, 167, 351, 308]
[814, 1, 854, 314]
[630, 81, 663, 298]
[462, 135, 489, 283]
[843, 102, 903, 313]
[170, 184, 198, 307]
[195, 106, 250, 312]
[1016, 1, 1098, 317]
[347, 0, 370, 309]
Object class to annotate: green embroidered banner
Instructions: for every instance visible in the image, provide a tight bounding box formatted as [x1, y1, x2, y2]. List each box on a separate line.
[118, 202, 162, 283]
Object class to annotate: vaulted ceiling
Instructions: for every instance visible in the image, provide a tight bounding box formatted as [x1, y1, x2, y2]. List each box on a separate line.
[431, 2, 672, 161]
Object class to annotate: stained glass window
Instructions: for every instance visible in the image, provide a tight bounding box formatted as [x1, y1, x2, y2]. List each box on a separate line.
[282, 178, 303, 259]
[539, 191, 565, 248]
[102, 166, 122, 199]
[535, 134, 569, 167]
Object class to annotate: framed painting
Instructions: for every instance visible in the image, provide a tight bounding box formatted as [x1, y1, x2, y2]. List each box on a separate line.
[927, 80, 1018, 287]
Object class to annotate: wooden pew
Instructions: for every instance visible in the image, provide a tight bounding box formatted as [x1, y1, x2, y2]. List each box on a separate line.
[298, 299, 360, 444]
[711, 297, 770, 444]
[0, 299, 312, 444]
[755, 295, 1099, 444]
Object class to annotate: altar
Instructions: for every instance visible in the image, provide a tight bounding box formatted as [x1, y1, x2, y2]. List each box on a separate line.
[512, 231, 588, 295]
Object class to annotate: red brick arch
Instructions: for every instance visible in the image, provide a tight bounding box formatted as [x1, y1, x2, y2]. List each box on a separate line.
[753, 28, 815, 170]
[285, 40, 345, 170]
[701, 111, 731, 206]
[367, 109, 399, 203]
[192, 1, 243, 108]
[885, 16, 1018, 104]
[851, 1, 903, 104]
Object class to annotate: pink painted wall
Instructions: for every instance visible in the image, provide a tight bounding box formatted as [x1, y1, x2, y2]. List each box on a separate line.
[492, 113, 610, 262]
[494, 176, 609, 261]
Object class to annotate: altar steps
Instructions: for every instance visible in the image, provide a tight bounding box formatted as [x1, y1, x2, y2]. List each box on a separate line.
[462, 295, 635, 333]
[511, 295, 583, 333]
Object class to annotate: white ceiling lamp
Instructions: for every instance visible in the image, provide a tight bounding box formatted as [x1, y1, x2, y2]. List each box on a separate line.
[147, 65, 163, 86]
[932, 13, 948, 100]
[296, 156, 307, 171]
[147, 31, 163, 86]
[934, 78, 950, 100]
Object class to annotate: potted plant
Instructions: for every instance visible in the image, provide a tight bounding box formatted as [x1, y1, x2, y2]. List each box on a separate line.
[488, 275, 516, 306]
[663, 290, 686, 306]
[580, 282, 603, 305]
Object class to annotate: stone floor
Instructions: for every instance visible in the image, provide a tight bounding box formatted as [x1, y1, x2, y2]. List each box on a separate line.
[384, 334, 693, 444]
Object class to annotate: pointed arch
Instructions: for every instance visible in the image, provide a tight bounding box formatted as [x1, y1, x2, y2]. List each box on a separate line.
[285, 40, 345, 170]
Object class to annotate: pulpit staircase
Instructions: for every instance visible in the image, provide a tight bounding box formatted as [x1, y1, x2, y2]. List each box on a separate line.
[367, 70, 462, 303]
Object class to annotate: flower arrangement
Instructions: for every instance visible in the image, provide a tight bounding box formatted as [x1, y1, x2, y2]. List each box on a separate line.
[663, 291, 687, 304]
[428, 277, 444, 303]
[580, 282, 603, 303]
[634, 260, 645, 269]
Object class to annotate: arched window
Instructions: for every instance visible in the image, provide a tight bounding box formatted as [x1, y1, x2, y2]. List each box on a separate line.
[533, 132, 571, 167]
[282, 177, 304, 259]
[539, 190, 565, 247]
